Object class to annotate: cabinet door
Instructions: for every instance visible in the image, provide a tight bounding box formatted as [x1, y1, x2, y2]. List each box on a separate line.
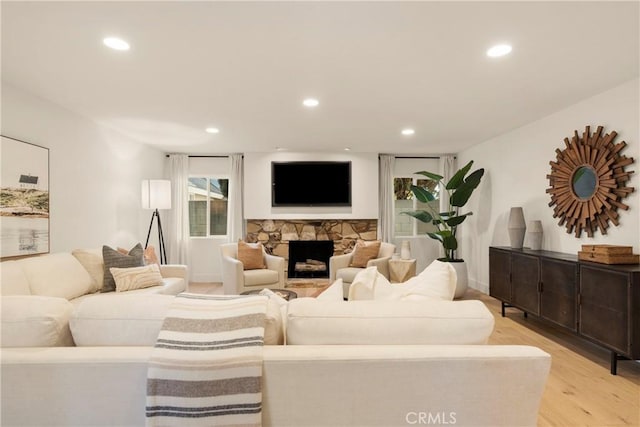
[540, 258, 577, 331]
[511, 253, 540, 315]
[489, 248, 511, 303]
[579, 265, 629, 354]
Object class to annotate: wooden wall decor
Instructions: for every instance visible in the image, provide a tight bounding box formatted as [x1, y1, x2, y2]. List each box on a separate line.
[546, 125, 635, 237]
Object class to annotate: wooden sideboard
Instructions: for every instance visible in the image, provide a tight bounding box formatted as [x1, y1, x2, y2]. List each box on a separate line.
[489, 246, 640, 375]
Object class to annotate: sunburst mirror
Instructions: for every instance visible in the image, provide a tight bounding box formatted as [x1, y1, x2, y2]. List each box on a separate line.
[546, 125, 635, 237]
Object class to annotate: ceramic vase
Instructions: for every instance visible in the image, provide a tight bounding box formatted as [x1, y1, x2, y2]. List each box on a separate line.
[508, 207, 526, 249]
[527, 220, 543, 251]
[400, 241, 411, 260]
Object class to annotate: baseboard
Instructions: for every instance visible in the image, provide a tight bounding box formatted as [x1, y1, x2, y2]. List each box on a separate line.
[469, 278, 489, 294]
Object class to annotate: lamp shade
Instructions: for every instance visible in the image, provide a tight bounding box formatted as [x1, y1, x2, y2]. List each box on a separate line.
[142, 179, 171, 210]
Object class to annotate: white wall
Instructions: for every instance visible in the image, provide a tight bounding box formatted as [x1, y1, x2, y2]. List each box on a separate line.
[187, 157, 230, 283]
[458, 78, 640, 293]
[244, 152, 378, 219]
[1, 84, 166, 253]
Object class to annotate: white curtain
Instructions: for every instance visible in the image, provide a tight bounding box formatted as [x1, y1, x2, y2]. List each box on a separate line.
[438, 155, 456, 214]
[378, 154, 395, 243]
[227, 153, 244, 243]
[168, 154, 190, 266]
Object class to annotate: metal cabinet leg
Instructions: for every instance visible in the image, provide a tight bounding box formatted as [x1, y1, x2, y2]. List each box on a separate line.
[610, 351, 618, 375]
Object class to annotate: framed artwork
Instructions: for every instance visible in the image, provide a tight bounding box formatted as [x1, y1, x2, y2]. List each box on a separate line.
[0, 135, 50, 259]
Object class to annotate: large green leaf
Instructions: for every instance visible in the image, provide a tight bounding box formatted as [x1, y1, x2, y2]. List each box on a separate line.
[402, 210, 433, 224]
[427, 232, 443, 242]
[415, 170, 443, 181]
[410, 185, 436, 203]
[446, 213, 472, 227]
[445, 161, 474, 190]
[442, 235, 458, 251]
[450, 169, 485, 207]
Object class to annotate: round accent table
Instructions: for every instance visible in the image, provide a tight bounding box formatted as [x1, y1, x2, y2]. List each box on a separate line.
[240, 288, 298, 301]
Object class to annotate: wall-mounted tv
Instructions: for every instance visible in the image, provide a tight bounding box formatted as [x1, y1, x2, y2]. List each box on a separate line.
[271, 161, 352, 207]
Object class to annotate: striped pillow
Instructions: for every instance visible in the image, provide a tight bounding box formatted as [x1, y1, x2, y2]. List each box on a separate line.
[110, 264, 163, 292]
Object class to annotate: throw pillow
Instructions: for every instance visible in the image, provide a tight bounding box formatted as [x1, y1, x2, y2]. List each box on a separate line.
[316, 278, 345, 301]
[237, 240, 266, 270]
[102, 244, 144, 292]
[348, 266, 396, 301]
[110, 264, 164, 292]
[393, 260, 457, 301]
[144, 245, 160, 265]
[71, 248, 104, 293]
[349, 240, 381, 268]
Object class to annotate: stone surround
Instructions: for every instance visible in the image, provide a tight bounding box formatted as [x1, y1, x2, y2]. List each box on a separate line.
[245, 219, 378, 270]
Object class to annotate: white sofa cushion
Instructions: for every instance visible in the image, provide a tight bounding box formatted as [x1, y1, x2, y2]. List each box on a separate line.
[244, 269, 279, 287]
[20, 253, 94, 300]
[70, 294, 175, 346]
[0, 260, 32, 295]
[71, 294, 284, 346]
[286, 298, 495, 345]
[317, 279, 346, 301]
[1, 295, 74, 347]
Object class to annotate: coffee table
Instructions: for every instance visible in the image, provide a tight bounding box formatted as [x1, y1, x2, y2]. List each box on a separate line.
[240, 288, 298, 301]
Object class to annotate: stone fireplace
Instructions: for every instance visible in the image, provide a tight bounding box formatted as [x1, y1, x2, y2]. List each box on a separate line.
[287, 240, 334, 278]
[245, 219, 378, 275]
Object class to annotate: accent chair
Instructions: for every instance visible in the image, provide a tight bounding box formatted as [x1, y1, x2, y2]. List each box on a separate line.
[329, 241, 396, 298]
[220, 242, 286, 294]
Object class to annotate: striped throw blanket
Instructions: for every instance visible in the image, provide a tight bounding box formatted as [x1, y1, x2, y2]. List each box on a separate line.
[146, 293, 268, 427]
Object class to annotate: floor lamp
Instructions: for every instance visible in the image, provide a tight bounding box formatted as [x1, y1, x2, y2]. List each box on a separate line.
[142, 179, 171, 264]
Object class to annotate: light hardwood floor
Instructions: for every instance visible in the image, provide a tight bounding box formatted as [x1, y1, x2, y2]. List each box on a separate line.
[188, 283, 639, 426]
[471, 289, 640, 427]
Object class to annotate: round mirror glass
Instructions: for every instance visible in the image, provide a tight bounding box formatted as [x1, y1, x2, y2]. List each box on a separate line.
[572, 166, 597, 199]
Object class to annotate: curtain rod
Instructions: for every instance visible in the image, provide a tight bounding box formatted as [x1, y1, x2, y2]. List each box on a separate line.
[165, 155, 230, 158]
[394, 156, 440, 159]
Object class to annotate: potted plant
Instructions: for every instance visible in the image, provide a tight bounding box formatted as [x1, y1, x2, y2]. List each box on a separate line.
[403, 160, 484, 298]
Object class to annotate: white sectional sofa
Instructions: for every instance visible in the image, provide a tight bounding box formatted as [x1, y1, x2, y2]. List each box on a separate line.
[1, 257, 551, 427]
[1, 250, 187, 347]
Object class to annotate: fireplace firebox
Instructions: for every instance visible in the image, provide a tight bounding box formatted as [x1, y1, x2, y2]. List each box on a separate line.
[288, 240, 334, 278]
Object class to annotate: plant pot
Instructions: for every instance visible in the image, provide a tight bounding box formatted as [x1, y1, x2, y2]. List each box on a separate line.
[449, 260, 468, 299]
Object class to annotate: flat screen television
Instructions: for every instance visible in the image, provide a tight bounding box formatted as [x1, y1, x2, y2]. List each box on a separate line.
[271, 161, 352, 207]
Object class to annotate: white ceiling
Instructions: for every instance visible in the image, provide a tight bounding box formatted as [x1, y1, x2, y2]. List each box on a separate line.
[2, 1, 638, 155]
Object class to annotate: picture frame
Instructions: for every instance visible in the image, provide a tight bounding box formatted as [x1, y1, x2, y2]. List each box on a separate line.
[0, 135, 50, 259]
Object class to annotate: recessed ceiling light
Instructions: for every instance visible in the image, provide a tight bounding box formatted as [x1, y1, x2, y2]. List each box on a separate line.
[205, 127, 220, 134]
[344, 148, 351, 151]
[276, 147, 286, 151]
[401, 129, 415, 136]
[303, 98, 319, 108]
[486, 44, 512, 58]
[103, 37, 130, 51]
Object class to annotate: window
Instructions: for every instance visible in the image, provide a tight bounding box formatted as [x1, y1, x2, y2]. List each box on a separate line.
[394, 177, 439, 236]
[188, 177, 229, 237]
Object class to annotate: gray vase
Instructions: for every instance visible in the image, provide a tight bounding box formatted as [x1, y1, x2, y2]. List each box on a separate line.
[527, 220, 543, 251]
[508, 207, 526, 249]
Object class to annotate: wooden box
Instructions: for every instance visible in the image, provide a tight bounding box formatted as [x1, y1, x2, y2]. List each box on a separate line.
[578, 244, 639, 265]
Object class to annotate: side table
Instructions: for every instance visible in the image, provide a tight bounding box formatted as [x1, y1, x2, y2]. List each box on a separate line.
[389, 258, 417, 283]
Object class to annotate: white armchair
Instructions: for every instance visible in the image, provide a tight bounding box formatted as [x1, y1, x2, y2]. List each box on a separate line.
[329, 241, 396, 298]
[220, 242, 286, 295]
